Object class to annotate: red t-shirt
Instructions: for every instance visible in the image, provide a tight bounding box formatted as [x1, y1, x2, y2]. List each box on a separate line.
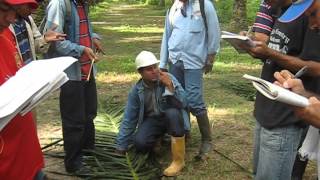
[0, 29, 44, 180]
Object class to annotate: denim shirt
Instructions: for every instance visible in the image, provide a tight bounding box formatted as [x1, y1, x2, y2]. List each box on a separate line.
[44, 0, 101, 81]
[160, 0, 220, 70]
[115, 74, 190, 151]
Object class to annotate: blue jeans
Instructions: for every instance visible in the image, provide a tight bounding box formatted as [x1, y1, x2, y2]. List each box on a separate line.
[253, 122, 303, 180]
[169, 61, 206, 116]
[134, 108, 184, 153]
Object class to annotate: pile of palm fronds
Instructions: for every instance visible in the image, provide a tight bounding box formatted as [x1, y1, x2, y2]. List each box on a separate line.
[45, 97, 161, 179]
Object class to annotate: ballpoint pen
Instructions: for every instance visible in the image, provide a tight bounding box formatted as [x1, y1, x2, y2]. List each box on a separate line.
[294, 66, 308, 78]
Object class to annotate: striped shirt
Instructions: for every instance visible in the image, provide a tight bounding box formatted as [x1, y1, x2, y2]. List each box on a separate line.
[12, 19, 33, 64]
[77, 2, 92, 81]
[252, 2, 275, 35]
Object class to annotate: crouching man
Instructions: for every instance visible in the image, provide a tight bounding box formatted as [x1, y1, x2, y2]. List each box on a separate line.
[115, 50, 189, 176]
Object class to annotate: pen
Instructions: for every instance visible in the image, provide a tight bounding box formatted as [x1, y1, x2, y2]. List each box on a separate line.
[294, 66, 308, 78]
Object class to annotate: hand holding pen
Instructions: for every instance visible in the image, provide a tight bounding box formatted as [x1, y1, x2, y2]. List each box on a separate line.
[274, 66, 308, 85]
[274, 66, 308, 96]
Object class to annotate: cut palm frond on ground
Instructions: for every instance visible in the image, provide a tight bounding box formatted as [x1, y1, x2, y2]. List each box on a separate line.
[43, 98, 161, 179]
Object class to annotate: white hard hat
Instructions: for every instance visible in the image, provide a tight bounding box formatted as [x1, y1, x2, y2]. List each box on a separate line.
[135, 51, 160, 69]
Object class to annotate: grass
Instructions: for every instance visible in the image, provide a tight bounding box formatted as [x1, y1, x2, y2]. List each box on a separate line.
[37, 1, 317, 179]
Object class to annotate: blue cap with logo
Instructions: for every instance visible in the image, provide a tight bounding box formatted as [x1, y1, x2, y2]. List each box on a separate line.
[279, 0, 314, 23]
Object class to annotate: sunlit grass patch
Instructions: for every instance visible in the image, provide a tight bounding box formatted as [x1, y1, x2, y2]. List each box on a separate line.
[105, 24, 163, 33]
[96, 72, 139, 83]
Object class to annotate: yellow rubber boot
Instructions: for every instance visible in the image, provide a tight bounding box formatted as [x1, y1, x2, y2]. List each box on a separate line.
[163, 136, 185, 176]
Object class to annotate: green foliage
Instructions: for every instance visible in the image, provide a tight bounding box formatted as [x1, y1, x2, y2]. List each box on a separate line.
[32, 0, 49, 26]
[214, 0, 233, 24]
[145, 0, 159, 5]
[215, 0, 261, 30]
[32, 0, 108, 26]
[247, 0, 261, 25]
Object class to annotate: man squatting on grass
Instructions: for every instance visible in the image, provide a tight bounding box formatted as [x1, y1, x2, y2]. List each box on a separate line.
[115, 51, 189, 177]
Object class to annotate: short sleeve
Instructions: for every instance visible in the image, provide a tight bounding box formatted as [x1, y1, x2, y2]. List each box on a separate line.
[252, 2, 275, 35]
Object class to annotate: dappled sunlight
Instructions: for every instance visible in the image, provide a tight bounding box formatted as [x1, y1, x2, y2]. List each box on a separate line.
[103, 25, 163, 33]
[96, 72, 139, 83]
[116, 35, 161, 43]
[214, 61, 261, 72]
[208, 107, 253, 121]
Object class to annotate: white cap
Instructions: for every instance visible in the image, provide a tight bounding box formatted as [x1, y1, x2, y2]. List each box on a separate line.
[135, 51, 160, 69]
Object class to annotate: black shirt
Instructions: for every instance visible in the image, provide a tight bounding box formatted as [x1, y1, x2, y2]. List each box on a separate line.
[253, 9, 315, 129]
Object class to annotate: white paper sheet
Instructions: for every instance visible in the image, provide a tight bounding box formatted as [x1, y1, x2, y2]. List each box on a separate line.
[0, 57, 77, 131]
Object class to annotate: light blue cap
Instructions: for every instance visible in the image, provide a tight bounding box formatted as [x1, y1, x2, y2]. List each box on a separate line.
[279, 0, 314, 23]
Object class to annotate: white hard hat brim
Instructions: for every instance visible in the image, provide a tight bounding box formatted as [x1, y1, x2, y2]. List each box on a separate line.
[136, 60, 160, 69]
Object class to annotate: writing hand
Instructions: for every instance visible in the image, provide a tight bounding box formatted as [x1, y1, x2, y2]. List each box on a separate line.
[246, 41, 271, 59]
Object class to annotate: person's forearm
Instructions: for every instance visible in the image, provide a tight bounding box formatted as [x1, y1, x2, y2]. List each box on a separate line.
[253, 32, 269, 43]
[268, 50, 320, 76]
[297, 106, 320, 128]
[302, 116, 320, 128]
[300, 90, 319, 98]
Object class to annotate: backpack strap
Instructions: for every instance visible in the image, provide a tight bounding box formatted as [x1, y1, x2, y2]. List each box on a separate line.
[168, 1, 178, 31]
[168, 0, 208, 36]
[63, 0, 72, 35]
[38, 14, 47, 34]
[199, 0, 208, 35]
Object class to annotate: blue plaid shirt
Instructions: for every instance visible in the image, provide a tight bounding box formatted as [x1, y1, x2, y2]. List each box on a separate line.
[13, 18, 33, 64]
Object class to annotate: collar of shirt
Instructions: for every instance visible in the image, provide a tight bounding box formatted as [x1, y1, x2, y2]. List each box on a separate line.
[142, 80, 159, 89]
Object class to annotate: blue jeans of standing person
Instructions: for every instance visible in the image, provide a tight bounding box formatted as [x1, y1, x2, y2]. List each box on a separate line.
[169, 61, 207, 116]
[60, 74, 97, 173]
[253, 121, 303, 180]
[134, 108, 184, 152]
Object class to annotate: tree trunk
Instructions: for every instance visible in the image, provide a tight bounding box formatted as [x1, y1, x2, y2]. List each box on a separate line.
[159, 0, 165, 7]
[230, 0, 248, 31]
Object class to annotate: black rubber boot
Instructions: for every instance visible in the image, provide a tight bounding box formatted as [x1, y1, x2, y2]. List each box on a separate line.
[195, 113, 212, 160]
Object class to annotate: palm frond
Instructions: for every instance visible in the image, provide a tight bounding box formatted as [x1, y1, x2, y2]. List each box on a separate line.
[44, 97, 161, 179]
